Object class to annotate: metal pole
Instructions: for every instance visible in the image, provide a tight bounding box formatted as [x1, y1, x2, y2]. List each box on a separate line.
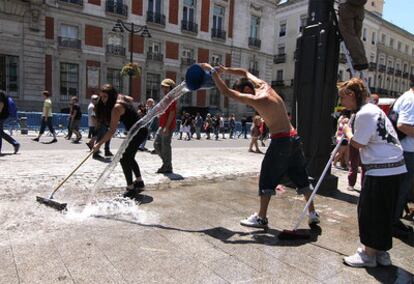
[129, 23, 134, 98]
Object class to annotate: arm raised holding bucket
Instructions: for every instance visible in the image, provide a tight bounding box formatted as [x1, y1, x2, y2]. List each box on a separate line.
[197, 62, 320, 233]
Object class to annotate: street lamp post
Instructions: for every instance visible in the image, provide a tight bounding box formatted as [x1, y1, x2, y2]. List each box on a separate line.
[112, 19, 151, 98]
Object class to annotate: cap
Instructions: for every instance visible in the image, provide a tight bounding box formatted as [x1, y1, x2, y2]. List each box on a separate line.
[161, 78, 176, 88]
[91, 94, 99, 100]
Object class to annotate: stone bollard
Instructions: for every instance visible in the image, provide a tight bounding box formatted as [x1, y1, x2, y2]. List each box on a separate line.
[20, 117, 28, 135]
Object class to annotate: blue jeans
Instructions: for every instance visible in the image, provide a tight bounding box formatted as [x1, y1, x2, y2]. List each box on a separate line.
[394, 151, 414, 222]
[0, 119, 19, 153]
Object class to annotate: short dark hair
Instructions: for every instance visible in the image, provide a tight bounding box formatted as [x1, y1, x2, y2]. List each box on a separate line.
[232, 78, 255, 94]
[43, 90, 51, 97]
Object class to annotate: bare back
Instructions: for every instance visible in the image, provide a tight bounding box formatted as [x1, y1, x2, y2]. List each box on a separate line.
[249, 82, 292, 134]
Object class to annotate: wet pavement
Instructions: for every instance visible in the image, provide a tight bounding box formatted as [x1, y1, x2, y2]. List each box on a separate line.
[0, 135, 413, 283]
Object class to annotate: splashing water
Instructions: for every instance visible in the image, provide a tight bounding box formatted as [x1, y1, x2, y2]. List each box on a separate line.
[66, 198, 159, 223]
[89, 82, 191, 202]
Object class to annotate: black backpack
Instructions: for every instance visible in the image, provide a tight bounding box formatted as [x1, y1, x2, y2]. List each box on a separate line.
[387, 100, 407, 140]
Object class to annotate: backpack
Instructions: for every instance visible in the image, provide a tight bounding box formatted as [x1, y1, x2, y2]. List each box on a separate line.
[347, 0, 368, 6]
[387, 100, 407, 140]
[7, 96, 17, 118]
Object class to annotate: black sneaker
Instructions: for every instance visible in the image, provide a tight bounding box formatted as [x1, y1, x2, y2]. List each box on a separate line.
[50, 138, 57, 143]
[13, 144, 20, 154]
[105, 150, 114, 157]
[156, 168, 173, 174]
[122, 188, 137, 199]
[134, 180, 145, 189]
[32, 137, 39, 142]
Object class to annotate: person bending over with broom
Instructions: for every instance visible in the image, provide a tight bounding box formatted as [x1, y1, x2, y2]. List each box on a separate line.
[199, 63, 320, 228]
[92, 84, 148, 198]
[339, 78, 406, 267]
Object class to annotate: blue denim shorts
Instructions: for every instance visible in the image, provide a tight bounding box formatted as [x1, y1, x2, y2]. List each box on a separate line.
[259, 135, 311, 196]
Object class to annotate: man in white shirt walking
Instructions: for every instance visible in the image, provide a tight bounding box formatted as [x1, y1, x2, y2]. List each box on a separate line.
[391, 79, 414, 237]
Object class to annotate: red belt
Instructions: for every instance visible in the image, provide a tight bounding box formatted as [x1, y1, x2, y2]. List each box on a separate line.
[270, 129, 297, 139]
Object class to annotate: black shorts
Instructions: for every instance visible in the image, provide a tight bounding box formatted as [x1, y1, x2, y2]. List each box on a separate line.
[259, 136, 311, 196]
[358, 174, 403, 251]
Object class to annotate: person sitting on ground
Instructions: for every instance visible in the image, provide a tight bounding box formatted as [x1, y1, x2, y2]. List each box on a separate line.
[92, 84, 148, 198]
[249, 115, 262, 153]
[339, 78, 407, 268]
[32, 91, 57, 143]
[199, 63, 320, 228]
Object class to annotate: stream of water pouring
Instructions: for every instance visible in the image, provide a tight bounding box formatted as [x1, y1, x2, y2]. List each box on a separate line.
[88, 82, 191, 201]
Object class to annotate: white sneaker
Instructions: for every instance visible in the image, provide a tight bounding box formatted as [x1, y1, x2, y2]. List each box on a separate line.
[344, 248, 377, 268]
[376, 251, 392, 266]
[347, 186, 354, 191]
[308, 211, 320, 226]
[240, 213, 268, 228]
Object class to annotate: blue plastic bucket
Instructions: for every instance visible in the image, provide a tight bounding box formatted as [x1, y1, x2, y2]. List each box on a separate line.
[185, 64, 215, 91]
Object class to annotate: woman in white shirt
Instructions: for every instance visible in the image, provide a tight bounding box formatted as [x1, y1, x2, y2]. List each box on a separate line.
[339, 78, 407, 268]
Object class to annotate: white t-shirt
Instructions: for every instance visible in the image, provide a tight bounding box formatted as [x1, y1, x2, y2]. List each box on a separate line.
[392, 88, 414, 152]
[353, 103, 406, 176]
[87, 102, 96, 127]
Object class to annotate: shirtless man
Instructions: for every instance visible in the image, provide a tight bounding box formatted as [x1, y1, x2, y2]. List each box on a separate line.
[200, 63, 320, 228]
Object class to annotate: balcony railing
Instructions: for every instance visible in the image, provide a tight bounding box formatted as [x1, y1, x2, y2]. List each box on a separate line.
[271, 80, 284, 87]
[248, 37, 261, 49]
[59, 0, 83, 5]
[403, 72, 409, 79]
[181, 57, 195, 66]
[58, 36, 81, 49]
[378, 64, 386, 72]
[211, 28, 226, 40]
[273, 54, 286, 64]
[146, 52, 163, 62]
[147, 11, 166, 26]
[181, 20, 198, 33]
[368, 62, 377, 71]
[106, 0, 128, 17]
[395, 70, 402, 77]
[339, 53, 346, 64]
[387, 67, 394, 75]
[248, 68, 259, 76]
[106, 44, 125, 56]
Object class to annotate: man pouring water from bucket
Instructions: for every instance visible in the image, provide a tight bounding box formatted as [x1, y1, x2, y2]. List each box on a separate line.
[189, 63, 320, 229]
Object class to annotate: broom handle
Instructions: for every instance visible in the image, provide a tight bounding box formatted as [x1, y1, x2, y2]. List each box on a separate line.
[49, 151, 94, 199]
[293, 114, 355, 230]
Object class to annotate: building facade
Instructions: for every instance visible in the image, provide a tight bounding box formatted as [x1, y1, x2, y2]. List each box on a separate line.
[0, 0, 413, 116]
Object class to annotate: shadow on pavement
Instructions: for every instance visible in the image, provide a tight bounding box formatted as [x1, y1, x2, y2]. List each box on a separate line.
[393, 232, 414, 248]
[317, 188, 359, 205]
[366, 265, 413, 283]
[0, 153, 14, 157]
[92, 155, 112, 163]
[95, 216, 321, 247]
[132, 194, 153, 205]
[163, 173, 184, 181]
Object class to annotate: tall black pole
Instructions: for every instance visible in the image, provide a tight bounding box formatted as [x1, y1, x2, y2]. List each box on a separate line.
[293, 0, 340, 191]
[129, 23, 134, 98]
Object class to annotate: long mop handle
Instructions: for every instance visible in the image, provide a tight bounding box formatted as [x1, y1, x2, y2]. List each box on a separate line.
[49, 151, 94, 199]
[292, 114, 355, 230]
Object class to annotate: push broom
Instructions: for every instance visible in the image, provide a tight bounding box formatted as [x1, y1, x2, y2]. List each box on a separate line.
[36, 151, 94, 211]
[279, 115, 355, 240]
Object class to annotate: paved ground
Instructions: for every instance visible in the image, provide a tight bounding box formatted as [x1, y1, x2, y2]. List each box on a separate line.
[0, 134, 413, 283]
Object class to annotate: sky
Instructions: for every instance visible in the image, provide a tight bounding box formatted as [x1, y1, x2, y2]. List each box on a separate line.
[382, 0, 414, 34]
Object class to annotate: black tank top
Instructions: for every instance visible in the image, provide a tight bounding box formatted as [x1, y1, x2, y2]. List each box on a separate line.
[119, 101, 140, 131]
